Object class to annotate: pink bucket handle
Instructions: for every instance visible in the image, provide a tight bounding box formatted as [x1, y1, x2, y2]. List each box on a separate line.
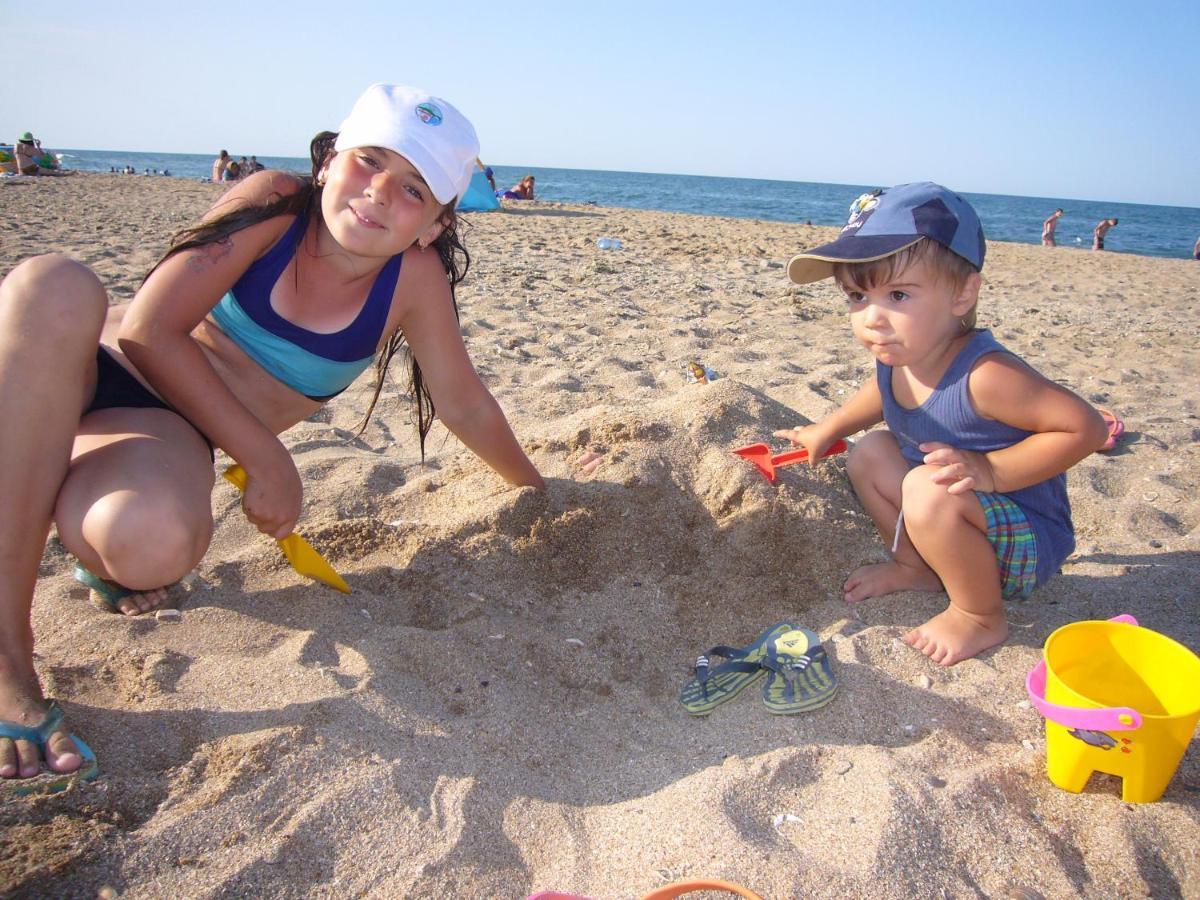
[1025, 614, 1143, 731]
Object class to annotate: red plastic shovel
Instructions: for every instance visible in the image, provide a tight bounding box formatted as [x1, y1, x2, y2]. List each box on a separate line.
[732, 438, 849, 483]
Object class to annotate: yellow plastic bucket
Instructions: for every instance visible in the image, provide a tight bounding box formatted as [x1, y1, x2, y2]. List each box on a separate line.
[1026, 614, 1200, 803]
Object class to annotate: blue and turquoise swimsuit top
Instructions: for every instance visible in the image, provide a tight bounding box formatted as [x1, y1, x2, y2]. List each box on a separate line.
[209, 213, 402, 400]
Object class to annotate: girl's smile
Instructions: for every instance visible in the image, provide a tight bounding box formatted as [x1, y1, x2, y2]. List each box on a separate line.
[320, 147, 445, 257]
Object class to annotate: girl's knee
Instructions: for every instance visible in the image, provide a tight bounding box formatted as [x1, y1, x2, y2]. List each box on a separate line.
[80, 496, 212, 589]
[1, 255, 107, 335]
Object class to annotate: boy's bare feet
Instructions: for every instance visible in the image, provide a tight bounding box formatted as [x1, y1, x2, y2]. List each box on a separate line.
[903, 605, 1009, 666]
[844, 560, 942, 603]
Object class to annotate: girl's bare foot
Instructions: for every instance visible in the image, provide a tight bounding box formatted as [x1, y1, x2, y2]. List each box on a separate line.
[903, 605, 1009, 666]
[0, 689, 83, 779]
[843, 560, 942, 603]
[103, 586, 170, 617]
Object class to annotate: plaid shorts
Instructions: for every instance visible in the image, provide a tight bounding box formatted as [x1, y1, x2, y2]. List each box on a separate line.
[977, 492, 1039, 599]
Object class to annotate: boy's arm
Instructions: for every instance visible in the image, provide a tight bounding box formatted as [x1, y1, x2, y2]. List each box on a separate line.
[775, 376, 884, 460]
[923, 355, 1108, 494]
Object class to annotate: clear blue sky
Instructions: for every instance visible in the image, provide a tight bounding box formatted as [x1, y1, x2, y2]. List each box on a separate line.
[3, 1, 1197, 207]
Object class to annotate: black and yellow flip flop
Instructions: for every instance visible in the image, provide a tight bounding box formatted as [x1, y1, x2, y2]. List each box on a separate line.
[760, 627, 838, 715]
[679, 621, 798, 716]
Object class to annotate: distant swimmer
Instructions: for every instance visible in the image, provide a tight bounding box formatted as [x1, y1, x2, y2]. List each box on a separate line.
[1042, 208, 1064, 247]
[1093, 217, 1118, 251]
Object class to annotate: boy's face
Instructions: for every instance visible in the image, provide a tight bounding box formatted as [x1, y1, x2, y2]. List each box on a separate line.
[837, 256, 980, 370]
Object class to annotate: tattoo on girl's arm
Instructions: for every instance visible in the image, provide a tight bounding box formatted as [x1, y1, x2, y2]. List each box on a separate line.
[185, 237, 234, 272]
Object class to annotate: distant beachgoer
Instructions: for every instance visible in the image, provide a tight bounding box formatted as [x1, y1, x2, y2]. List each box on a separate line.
[0, 82, 541, 789]
[1193, 236, 1199, 260]
[1093, 218, 1117, 251]
[222, 160, 241, 182]
[1042, 208, 1064, 246]
[211, 150, 230, 183]
[476, 158, 496, 192]
[15, 133, 42, 175]
[238, 156, 249, 176]
[499, 175, 535, 200]
[248, 156, 264, 174]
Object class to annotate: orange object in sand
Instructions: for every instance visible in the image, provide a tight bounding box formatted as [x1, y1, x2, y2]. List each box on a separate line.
[733, 439, 848, 483]
[527, 878, 764, 900]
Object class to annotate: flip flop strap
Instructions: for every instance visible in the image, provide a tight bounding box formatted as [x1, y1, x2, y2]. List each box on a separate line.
[763, 645, 826, 680]
[0, 700, 63, 744]
[694, 657, 765, 698]
[73, 564, 133, 604]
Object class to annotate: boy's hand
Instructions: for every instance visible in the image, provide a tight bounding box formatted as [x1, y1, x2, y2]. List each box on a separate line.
[920, 442, 996, 494]
[773, 425, 839, 464]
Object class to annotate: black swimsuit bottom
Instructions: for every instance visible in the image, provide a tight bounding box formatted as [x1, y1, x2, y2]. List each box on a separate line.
[87, 348, 214, 458]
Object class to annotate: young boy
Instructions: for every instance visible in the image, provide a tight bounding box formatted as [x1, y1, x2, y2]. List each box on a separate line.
[777, 183, 1108, 665]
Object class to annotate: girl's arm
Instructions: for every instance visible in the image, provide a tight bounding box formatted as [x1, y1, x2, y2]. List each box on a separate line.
[392, 251, 544, 489]
[775, 376, 884, 461]
[923, 354, 1109, 494]
[119, 172, 309, 537]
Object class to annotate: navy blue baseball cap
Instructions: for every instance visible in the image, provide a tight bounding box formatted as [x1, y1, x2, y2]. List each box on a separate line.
[787, 182, 986, 284]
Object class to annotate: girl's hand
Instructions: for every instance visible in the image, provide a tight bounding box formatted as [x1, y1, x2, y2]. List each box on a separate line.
[920, 442, 996, 494]
[240, 454, 304, 539]
[773, 424, 838, 464]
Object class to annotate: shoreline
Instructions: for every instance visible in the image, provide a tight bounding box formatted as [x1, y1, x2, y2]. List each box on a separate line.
[1, 173, 1198, 898]
[21, 169, 1198, 262]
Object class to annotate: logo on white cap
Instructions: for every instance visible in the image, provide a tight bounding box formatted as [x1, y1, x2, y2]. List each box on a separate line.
[415, 103, 443, 126]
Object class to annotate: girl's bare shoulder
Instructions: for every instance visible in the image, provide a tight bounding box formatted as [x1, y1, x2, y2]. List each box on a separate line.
[205, 170, 308, 220]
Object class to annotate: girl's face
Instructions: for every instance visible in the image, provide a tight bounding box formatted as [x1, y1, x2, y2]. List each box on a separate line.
[838, 257, 979, 372]
[320, 146, 447, 259]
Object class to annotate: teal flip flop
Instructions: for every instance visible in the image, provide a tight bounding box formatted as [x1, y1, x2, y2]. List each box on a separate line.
[0, 700, 99, 796]
[760, 627, 838, 715]
[679, 620, 799, 716]
[73, 564, 133, 613]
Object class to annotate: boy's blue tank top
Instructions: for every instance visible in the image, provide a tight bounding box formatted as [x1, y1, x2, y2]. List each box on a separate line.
[878, 328, 1075, 586]
[209, 213, 402, 400]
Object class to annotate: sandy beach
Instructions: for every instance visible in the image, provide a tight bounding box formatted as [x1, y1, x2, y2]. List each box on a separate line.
[1, 173, 1198, 899]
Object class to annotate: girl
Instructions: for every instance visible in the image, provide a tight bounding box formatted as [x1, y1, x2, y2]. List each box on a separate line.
[0, 84, 543, 785]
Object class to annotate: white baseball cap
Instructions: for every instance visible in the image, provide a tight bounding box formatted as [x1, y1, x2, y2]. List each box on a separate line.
[333, 83, 479, 206]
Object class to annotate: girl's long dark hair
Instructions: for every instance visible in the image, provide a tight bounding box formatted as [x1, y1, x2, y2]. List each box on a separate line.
[145, 131, 470, 459]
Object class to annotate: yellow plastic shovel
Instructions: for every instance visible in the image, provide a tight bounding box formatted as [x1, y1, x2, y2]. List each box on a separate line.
[222, 465, 351, 594]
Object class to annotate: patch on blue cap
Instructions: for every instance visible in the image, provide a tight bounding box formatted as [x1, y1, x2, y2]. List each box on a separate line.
[912, 198, 958, 248]
[414, 103, 443, 126]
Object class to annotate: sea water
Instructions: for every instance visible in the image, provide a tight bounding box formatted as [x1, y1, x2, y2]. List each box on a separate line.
[52, 149, 1200, 260]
